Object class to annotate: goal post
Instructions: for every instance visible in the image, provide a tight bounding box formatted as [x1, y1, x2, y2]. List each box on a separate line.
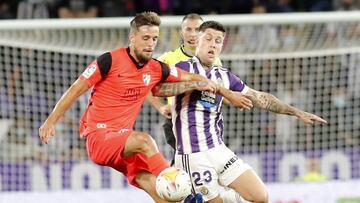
[0, 11, 359, 191]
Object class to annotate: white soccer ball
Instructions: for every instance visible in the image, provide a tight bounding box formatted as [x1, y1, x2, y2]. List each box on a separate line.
[156, 167, 192, 201]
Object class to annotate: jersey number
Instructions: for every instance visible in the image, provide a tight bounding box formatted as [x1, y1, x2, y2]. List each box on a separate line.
[192, 170, 212, 186]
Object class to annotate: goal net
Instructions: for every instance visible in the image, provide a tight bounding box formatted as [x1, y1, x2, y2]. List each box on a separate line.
[0, 11, 359, 191]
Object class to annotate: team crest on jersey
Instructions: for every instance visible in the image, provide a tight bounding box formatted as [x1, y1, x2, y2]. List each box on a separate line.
[143, 74, 151, 86]
[200, 186, 209, 195]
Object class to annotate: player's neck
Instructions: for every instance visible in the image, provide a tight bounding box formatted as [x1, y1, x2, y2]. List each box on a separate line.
[196, 55, 212, 70]
[128, 47, 144, 66]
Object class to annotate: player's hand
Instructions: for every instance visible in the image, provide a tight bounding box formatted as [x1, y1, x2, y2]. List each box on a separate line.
[296, 112, 327, 124]
[159, 104, 172, 119]
[229, 92, 254, 110]
[193, 81, 217, 93]
[39, 122, 56, 144]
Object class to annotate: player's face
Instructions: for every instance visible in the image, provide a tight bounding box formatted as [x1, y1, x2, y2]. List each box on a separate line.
[180, 19, 203, 49]
[129, 25, 159, 64]
[196, 28, 224, 67]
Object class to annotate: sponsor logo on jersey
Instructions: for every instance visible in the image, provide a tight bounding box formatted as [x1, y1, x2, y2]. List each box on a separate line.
[143, 74, 151, 86]
[123, 88, 141, 101]
[82, 64, 97, 79]
[96, 123, 107, 128]
[220, 155, 239, 174]
[118, 129, 130, 134]
[199, 91, 217, 109]
[169, 66, 178, 77]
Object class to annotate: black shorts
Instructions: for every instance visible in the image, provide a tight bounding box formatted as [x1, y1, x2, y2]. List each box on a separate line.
[162, 118, 175, 150]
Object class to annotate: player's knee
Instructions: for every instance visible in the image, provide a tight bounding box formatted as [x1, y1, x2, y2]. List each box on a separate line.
[133, 132, 157, 154]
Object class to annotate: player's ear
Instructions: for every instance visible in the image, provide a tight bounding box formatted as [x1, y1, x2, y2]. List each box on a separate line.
[129, 33, 135, 45]
[179, 29, 184, 41]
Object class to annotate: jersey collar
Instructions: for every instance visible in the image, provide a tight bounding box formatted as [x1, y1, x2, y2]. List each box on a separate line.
[126, 47, 146, 69]
[180, 45, 193, 58]
[193, 56, 216, 71]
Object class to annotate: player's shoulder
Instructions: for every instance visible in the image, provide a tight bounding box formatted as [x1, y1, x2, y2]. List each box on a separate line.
[103, 47, 127, 64]
[151, 58, 168, 68]
[174, 58, 194, 72]
[215, 65, 229, 73]
[109, 47, 126, 57]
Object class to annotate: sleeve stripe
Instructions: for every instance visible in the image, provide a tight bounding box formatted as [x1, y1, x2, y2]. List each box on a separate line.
[159, 61, 170, 82]
[97, 52, 112, 79]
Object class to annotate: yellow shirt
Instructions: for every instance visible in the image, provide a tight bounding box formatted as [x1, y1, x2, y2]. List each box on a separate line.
[157, 45, 222, 104]
[296, 171, 328, 182]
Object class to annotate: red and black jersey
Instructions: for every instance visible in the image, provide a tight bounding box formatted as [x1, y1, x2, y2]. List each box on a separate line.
[78, 47, 182, 137]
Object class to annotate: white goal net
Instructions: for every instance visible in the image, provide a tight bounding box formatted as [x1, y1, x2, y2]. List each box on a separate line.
[0, 11, 359, 191]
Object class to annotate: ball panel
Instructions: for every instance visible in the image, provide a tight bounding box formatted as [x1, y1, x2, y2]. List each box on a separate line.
[156, 167, 192, 201]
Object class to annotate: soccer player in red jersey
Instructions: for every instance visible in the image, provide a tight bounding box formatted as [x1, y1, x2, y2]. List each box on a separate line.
[39, 11, 216, 202]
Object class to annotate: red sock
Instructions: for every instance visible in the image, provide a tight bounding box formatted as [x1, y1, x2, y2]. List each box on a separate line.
[147, 153, 170, 176]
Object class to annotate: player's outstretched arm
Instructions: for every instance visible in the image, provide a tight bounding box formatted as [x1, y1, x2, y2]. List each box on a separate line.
[216, 86, 253, 110]
[39, 79, 89, 144]
[152, 81, 215, 97]
[179, 69, 216, 85]
[146, 92, 172, 119]
[244, 88, 327, 124]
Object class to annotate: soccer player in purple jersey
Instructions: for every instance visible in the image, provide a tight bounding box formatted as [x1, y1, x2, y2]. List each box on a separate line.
[153, 21, 327, 203]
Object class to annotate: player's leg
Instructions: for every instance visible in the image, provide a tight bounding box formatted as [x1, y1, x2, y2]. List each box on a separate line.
[174, 150, 221, 203]
[86, 130, 171, 202]
[219, 189, 250, 203]
[123, 131, 169, 176]
[204, 195, 222, 203]
[135, 171, 170, 203]
[134, 164, 203, 203]
[226, 169, 268, 203]
[213, 144, 267, 203]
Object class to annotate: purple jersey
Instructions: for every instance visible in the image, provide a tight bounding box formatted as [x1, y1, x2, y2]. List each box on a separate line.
[173, 57, 248, 154]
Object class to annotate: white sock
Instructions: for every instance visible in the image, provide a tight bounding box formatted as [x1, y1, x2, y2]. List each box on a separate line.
[220, 189, 250, 203]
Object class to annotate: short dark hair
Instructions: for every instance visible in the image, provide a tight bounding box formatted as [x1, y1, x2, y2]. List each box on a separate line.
[199, 21, 226, 33]
[130, 11, 161, 32]
[182, 13, 203, 22]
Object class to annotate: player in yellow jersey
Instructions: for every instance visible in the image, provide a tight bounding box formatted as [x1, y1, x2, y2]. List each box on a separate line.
[148, 13, 221, 164]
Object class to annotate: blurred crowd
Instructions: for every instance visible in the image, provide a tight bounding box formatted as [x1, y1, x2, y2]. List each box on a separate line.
[0, 0, 359, 19]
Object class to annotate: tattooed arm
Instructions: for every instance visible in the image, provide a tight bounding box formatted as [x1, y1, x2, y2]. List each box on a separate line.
[242, 88, 327, 124]
[216, 86, 253, 110]
[147, 81, 207, 118]
[152, 81, 210, 97]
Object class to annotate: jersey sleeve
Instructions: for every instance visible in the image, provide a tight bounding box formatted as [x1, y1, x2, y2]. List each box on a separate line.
[158, 61, 182, 83]
[228, 72, 249, 93]
[79, 52, 112, 87]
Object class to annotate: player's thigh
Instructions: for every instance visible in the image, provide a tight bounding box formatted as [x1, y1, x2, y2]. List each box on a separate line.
[135, 171, 168, 203]
[206, 196, 222, 203]
[86, 129, 130, 166]
[227, 169, 268, 202]
[174, 153, 220, 202]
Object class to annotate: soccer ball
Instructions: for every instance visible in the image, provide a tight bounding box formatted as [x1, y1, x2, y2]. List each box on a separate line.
[156, 167, 192, 201]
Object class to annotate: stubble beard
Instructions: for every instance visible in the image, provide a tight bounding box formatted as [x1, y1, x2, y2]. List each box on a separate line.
[134, 48, 152, 64]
